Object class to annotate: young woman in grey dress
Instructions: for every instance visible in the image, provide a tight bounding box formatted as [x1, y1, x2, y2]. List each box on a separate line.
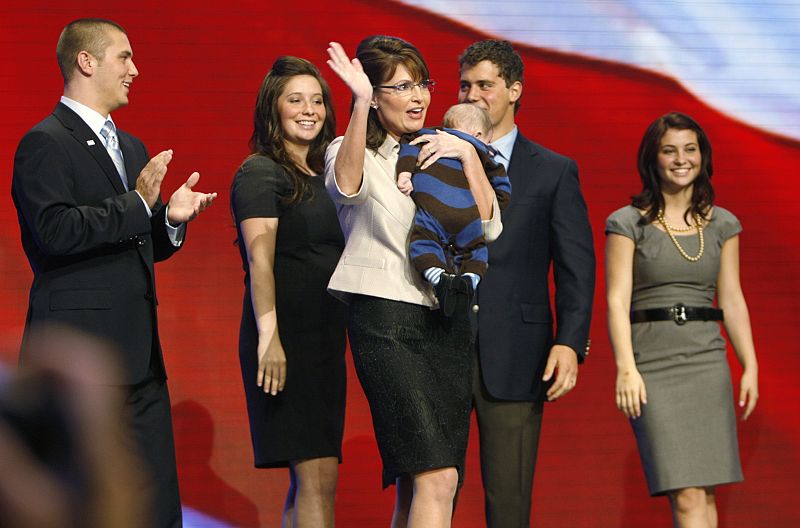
[605, 112, 759, 528]
[231, 57, 346, 528]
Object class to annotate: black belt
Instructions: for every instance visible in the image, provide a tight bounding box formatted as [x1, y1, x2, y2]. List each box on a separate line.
[630, 303, 723, 326]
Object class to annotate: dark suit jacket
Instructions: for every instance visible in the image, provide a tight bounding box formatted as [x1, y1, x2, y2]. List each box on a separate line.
[12, 102, 180, 384]
[477, 132, 595, 401]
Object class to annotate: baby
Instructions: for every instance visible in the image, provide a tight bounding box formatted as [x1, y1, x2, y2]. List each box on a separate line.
[397, 103, 511, 316]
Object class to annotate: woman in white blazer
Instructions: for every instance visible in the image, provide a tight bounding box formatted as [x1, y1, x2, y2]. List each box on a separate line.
[325, 36, 501, 528]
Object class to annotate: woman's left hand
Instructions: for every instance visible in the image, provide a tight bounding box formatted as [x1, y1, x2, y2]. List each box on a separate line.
[739, 368, 759, 420]
[411, 130, 475, 170]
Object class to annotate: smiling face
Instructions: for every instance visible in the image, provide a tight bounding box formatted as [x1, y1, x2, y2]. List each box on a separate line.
[91, 28, 138, 115]
[657, 128, 702, 193]
[458, 59, 520, 139]
[277, 74, 326, 152]
[372, 64, 430, 139]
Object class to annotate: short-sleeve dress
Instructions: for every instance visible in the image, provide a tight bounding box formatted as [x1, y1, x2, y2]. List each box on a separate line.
[231, 155, 347, 467]
[605, 205, 743, 495]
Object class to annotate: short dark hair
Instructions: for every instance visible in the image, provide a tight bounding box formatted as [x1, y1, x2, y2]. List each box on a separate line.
[249, 56, 336, 204]
[355, 35, 430, 150]
[56, 18, 126, 83]
[459, 40, 524, 113]
[632, 112, 715, 224]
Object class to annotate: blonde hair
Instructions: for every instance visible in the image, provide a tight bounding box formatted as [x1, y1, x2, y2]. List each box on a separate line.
[443, 104, 492, 138]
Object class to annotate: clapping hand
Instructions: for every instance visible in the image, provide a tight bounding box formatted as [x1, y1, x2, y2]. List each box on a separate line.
[166, 172, 217, 225]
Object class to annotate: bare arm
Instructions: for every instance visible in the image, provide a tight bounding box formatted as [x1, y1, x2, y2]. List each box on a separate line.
[326, 42, 373, 196]
[717, 235, 759, 419]
[397, 171, 414, 195]
[240, 217, 286, 395]
[606, 233, 647, 418]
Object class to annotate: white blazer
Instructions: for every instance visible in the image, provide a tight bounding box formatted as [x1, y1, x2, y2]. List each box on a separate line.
[325, 135, 502, 307]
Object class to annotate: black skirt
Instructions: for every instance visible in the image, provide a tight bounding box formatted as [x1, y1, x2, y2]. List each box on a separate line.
[348, 295, 473, 488]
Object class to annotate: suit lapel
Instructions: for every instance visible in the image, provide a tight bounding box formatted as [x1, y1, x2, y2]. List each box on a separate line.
[508, 133, 542, 196]
[53, 103, 127, 195]
[118, 132, 139, 192]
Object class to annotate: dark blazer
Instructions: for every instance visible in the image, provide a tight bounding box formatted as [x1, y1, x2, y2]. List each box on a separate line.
[12, 102, 180, 384]
[477, 132, 595, 401]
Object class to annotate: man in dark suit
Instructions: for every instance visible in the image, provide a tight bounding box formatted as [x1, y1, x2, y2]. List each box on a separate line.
[11, 18, 216, 527]
[458, 40, 596, 527]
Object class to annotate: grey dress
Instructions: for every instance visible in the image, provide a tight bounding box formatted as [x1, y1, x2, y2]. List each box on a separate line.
[606, 205, 743, 495]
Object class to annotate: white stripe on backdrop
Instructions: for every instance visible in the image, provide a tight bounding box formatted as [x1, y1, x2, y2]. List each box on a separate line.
[396, 0, 800, 141]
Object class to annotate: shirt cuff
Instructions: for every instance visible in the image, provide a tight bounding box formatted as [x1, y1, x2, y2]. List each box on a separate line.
[334, 171, 365, 199]
[135, 190, 152, 217]
[164, 206, 185, 247]
[482, 195, 503, 242]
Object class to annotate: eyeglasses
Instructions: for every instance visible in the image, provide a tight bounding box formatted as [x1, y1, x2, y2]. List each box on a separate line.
[372, 79, 436, 96]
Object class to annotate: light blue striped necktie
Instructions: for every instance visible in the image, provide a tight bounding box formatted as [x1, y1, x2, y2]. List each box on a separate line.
[100, 120, 128, 190]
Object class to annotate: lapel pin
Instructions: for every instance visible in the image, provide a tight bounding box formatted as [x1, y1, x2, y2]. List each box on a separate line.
[86, 139, 96, 146]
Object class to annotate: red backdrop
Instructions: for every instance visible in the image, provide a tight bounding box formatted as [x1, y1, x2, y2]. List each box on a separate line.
[1, 2, 798, 526]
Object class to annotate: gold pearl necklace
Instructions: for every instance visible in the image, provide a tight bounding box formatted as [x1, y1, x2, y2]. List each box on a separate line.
[658, 214, 698, 232]
[657, 209, 704, 262]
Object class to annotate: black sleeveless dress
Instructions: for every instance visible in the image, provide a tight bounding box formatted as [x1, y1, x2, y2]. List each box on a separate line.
[231, 156, 346, 467]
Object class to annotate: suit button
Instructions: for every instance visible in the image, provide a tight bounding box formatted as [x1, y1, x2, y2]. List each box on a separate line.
[472, 304, 479, 313]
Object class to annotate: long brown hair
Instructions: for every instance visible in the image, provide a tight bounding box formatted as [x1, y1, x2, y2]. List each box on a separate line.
[249, 56, 336, 203]
[632, 112, 715, 224]
[355, 36, 430, 150]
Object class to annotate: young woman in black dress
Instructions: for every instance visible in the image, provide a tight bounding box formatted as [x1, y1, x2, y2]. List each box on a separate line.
[231, 57, 346, 528]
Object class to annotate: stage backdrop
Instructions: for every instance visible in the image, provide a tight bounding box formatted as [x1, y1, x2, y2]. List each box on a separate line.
[1, 1, 798, 526]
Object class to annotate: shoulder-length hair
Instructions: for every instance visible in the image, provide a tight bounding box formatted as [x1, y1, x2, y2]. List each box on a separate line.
[632, 111, 715, 224]
[355, 35, 430, 150]
[249, 56, 336, 204]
